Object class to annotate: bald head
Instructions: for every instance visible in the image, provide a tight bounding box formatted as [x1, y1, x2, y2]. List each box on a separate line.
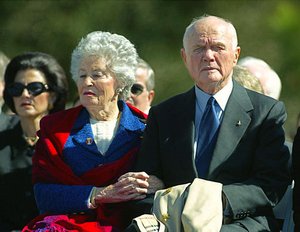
[238, 56, 282, 100]
[183, 15, 238, 51]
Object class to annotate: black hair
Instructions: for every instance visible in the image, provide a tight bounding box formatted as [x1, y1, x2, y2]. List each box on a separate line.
[3, 52, 68, 114]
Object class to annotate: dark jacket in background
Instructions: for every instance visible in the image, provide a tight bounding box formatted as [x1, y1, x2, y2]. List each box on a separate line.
[292, 128, 300, 232]
[0, 116, 38, 231]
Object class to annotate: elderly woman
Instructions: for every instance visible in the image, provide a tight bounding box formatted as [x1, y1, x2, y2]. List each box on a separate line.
[0, 52, 68, 230]
[23, 32, 151, 232]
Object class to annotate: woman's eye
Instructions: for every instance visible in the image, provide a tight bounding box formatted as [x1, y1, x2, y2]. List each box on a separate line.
[79, 74, 87, 78]
[94, 73, 103, 78]
[92, 72, 106, 79]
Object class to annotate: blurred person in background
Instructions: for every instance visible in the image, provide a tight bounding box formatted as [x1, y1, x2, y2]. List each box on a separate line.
[238, 56, 282, 100]
[0, 51, 68, 231]
[232, 65, 264, 94]
[0, 51, 18, 132]
[23, 31, 151, 232]
[126, 58, 155, 115]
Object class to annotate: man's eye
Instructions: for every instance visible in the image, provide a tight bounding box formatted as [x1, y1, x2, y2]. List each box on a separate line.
[194, 47, 204, 53]
[79, 74, 87, 78]
[212, 45, 225, 51]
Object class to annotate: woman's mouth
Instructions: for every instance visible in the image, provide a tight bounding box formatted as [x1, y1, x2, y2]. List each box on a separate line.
[83, 91, 96, 96]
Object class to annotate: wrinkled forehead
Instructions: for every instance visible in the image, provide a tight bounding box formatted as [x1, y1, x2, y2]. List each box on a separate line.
[197, 23, 229, 38]
[184, 17, 238, 47]
[197, 21, 235, 42]
[79, 55, 107, 70]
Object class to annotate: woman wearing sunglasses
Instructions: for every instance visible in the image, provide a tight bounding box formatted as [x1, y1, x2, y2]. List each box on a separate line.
[23, 31, 158, 232]
[0, 52, 68, 230]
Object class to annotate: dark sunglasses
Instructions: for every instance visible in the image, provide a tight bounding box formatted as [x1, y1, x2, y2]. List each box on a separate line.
[131, 83, 144, 96]
[7, 82, 49, 97]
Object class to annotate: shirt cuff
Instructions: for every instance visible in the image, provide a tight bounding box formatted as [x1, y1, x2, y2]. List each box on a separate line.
[87, 187, 97, 209]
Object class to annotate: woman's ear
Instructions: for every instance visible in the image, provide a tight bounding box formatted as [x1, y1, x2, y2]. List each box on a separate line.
[116, 88, 123, 95]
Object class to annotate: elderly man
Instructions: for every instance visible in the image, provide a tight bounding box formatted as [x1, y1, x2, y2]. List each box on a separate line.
[124, 15, 290, 231]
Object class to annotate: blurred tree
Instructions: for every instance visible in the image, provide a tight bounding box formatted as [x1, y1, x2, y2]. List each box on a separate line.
[0, 0, 299, 138]
[269, 1, 300, 139]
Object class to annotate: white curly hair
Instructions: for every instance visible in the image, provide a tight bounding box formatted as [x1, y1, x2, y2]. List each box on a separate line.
[70, 31, 138, 100]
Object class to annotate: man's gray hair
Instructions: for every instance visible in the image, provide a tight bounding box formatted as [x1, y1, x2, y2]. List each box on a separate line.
[136, 58, 155, 91]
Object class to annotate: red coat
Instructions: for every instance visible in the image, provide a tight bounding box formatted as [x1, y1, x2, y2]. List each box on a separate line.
[23, 104, 147, 232]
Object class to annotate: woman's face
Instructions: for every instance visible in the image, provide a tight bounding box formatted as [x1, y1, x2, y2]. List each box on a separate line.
[76, 56, 118, 110]
[13, 69, 53, 118]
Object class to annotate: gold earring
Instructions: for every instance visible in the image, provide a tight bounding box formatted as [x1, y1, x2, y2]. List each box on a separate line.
[116, 88, 123, 94]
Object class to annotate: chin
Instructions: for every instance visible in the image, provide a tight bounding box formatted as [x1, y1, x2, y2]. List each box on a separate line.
[18, 112, 40, 118]
[81, 101, 98, 108]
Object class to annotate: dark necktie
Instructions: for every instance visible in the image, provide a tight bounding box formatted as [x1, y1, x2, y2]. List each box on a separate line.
[196, 97, 221, 178]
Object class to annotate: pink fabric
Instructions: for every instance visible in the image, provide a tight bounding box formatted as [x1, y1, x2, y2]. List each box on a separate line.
[22, 214, 115, 232]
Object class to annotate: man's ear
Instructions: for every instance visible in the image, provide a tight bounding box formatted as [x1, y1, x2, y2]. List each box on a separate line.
[148, 90, 155, 105]
[181, 48, 187, 66]
[233, 46, 241, 65]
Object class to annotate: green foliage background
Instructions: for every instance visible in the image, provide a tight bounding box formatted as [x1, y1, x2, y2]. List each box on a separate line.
[1, 0, 300, 140]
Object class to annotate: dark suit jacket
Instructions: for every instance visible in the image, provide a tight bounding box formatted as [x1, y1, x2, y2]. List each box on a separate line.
[134, 81, 290, 231]
[292, 127, 300, 232]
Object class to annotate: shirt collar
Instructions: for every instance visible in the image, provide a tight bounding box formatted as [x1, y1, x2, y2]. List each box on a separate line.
[195, 79, 233, 111]
[72, 100, 145, 132]
[213, 79, 233, 111]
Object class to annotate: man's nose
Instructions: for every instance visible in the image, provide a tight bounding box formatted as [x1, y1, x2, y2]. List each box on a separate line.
[203, 49, 215, 62]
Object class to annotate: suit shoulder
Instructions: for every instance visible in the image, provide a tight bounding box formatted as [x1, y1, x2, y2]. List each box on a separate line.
[246, 88, 283, 105]
[152, 88, 194, 112]
[244, 89, 286, 115]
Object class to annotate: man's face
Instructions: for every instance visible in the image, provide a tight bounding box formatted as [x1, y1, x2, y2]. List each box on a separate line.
[181, 17, 240, 94]
[127, 67, 154, 114]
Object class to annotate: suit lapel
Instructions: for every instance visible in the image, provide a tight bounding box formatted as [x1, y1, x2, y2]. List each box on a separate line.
[208, 82, 253, 178]
[71, 109, 100, 156]
[174, 88, 197, 171]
